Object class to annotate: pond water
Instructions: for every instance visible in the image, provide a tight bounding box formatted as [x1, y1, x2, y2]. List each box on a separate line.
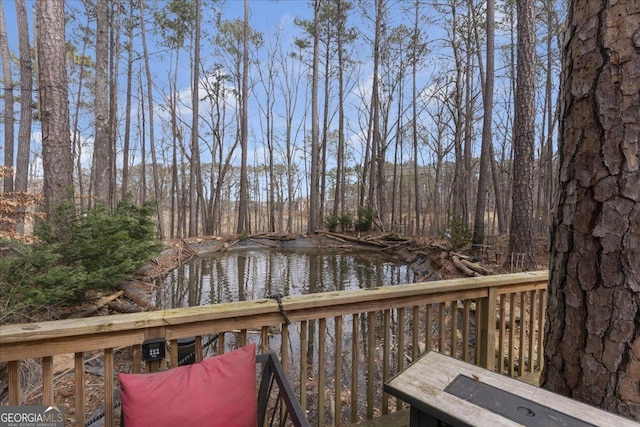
[160, 247, 417, 309]
[158, 245, 433, 422]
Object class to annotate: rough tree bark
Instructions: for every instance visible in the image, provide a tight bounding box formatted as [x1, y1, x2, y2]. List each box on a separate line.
[92, 0, 110, 206]
[15, 0, 33, 198]
[507, 0, 536, 269]
[36, 0, 74, 218]
[542, 0, 640, 420]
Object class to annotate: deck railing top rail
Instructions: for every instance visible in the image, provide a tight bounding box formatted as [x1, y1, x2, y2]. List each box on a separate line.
[0, 270, 548, 362]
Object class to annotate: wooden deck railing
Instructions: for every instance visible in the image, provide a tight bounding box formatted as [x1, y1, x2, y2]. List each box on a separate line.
[0, 270, 548, 426]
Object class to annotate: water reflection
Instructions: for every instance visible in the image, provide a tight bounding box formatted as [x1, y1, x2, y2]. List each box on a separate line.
[160, 248, 416, 309]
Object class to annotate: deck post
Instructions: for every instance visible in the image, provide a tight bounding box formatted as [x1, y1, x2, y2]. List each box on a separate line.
[478, 286, 497, 370]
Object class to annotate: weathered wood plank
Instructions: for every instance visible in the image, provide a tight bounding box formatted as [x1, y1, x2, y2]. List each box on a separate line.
[351, 314, 359, 424]
[74, 352, 85, 425]
[42, 356, 54, 405]
[0, 271, 549, 345]
[386, 351, 638, 427]
[335, 315, 344, 425]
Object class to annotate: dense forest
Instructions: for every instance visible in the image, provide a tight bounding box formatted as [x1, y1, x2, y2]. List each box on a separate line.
[1, 0, 563, 270]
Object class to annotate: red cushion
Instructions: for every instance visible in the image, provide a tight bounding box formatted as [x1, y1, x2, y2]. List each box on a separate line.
[119, 343, 257, 427]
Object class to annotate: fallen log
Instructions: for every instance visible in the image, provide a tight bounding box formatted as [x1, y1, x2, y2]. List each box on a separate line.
[319, 231, 387, 247]
[108, 299, 143, 313]
[461, 258, 493, 276]
[69, 290, 124, 318]
[452, 255, 481, 277]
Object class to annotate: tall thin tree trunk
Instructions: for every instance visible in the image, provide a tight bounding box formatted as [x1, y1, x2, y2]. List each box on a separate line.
[139, 0, 165, 238]
[189, 0, 202, 237]
[108, 0, 121, 208]
[1, 3, 14, 192]
[93, 0, 110, 206]
[15, 0, 33, 221]
[237, 0, 250, 235]
[473, 0, 495, 245]
[121, 0, 135, 200]
[308, 0, 321, 233]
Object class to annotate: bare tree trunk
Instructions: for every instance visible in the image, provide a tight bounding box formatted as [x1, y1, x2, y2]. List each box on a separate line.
[93, 0, 110, 206]
[0, 3, 14, 192]
[36, 0, 74, 218]
[543, 0, 640, 419]
[473, 0, 495, 245]
[189, 0, 202, 237]
[237, 0, 250, 235]
[411, 0, 422, 235]
[15, 0, 32, 203]
[308, 0, 320, 233]
[121, 0, 135, 200]
[507, 0, 536, 269]
[108, 0, 121, 208]
[139, 0, 165, 238]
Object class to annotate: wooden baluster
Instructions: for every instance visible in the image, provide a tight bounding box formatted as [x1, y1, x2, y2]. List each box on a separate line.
[318, 318, 326, 426]
[498, 295, 506, 374]
[169, 339, 179, 368]
[194, 335, 203, 363]
[132, 345, 142, 373]
[104, 348, 114, 427]
[450, 301, 458, 358]
[412, 306, 419, 362]
[281, 323, 289, 370]
[475, 298, 483, 365]
[463, 299, 471, 362]
[335, 315, 343, 425]
[300, 320, 308, 413]
[8, 361, 21, 405]
[75, 352, 85, 425]
[382, 310, 390, 415]
[425, 304, 432, 353]
[42, 356, 54, 405]
[351, 314, 359, 424]
[537, 289, 547, 371]
[239, 329, 247, 347]
[438, 303, 445, 352]
[218, 332, 225, 355]
[260, 326, 269, 354]
[509, 293, 517, 377]
[281, 322, 290, 425]
[519, 293, 526, 376]
[528, 290, 536, 374]
[397, 307, 405, 410]
[366, 312, 375, 419]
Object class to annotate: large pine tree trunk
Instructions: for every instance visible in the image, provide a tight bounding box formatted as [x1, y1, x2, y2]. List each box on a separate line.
[36, 0, 74, 218]
[542, 0, 640, 419]
[507, 0, 536, 269]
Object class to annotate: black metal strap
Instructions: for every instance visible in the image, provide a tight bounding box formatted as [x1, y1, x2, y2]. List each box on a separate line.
[267, 293, 291, 325]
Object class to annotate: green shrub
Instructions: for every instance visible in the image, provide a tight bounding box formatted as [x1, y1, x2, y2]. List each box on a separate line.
[444, 214, 472, 249]
[338, 212, 353, 232]
[355, 204, 376, 232]
[0, 201, 161, 312]
[324, 213, 340, 232]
